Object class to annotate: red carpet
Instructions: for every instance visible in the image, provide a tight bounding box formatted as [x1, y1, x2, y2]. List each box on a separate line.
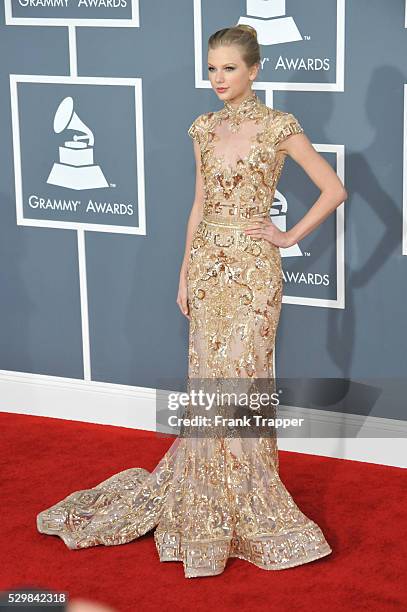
[0, 411, 406, 611]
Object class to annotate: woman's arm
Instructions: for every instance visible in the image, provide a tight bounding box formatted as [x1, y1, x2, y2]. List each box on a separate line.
[177, 141, 204, 319]
[278, 133, 348, 245]
[180, 140, 205, 277]
[245, 132, 348, 247]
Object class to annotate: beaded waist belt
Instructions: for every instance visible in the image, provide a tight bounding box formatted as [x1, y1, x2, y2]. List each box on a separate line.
[202, 215, 268, 229]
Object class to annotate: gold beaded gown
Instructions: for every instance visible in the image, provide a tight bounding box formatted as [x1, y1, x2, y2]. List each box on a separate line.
[36, 92, 332, 578]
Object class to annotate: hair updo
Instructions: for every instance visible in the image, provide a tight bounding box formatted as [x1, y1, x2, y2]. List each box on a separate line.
[208, 25, 261, 68]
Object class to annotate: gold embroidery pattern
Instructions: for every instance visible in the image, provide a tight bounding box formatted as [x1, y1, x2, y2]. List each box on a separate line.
[36, 94, 332, 578]
[37, 437, 331, 578]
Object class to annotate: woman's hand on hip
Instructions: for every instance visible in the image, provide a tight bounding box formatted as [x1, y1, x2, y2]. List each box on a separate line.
[244, 218, 297, 248]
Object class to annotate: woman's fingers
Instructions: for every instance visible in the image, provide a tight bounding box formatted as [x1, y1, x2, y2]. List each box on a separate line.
[176, 294, 190, 319]
[245, 229, 264, 239]
[244, 222, 263, 231]
[181, 300, 190, 320]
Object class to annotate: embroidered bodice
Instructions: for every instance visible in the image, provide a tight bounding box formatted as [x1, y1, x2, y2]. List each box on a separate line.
[188, 92, 304, 225]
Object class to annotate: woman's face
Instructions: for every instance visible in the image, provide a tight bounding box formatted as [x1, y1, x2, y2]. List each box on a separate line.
[207, 45, 259, 104]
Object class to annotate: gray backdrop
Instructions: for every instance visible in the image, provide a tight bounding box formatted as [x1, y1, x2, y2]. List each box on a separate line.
[0, 1, 406, 421]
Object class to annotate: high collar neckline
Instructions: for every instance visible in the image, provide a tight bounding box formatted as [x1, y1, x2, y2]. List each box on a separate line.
[223, 91, 259, 115]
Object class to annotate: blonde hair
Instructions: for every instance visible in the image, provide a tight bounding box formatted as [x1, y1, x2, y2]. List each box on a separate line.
[208, 25, 260, 68]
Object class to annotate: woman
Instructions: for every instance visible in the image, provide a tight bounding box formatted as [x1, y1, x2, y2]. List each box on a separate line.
[37, 25, 347, 578]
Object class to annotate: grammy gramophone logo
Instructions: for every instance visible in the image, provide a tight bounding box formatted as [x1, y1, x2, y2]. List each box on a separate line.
[271, 190, 302, 257]
[237, 0, 302, 46]
[47, 96, 109, 191]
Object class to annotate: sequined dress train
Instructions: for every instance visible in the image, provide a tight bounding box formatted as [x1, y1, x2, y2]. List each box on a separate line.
[36, 93, 332, 578]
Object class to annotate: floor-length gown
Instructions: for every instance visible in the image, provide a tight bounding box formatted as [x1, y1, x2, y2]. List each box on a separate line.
[36, 92, 332, 578]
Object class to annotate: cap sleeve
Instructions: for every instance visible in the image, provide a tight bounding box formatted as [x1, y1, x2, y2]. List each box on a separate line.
[188, 114, 205, 146]
[274, 112, 304, 148]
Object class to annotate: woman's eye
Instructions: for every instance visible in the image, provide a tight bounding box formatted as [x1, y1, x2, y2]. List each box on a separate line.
[207, 67, 235, 72]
